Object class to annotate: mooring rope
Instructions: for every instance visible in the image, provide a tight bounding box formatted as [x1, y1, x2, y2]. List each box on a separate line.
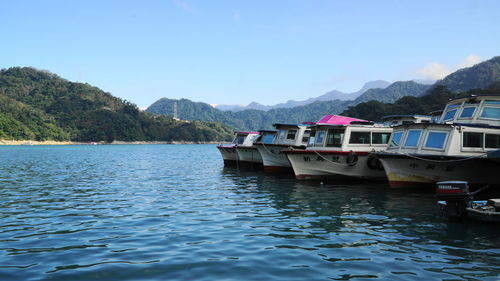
[313, 150, 357, 166]
[400, 151, 491, 163]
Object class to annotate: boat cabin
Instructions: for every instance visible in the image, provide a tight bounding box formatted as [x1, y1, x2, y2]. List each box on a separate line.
[253, 130, 277, 145]
[272, 123, 312, 146]
[440, 95, 500, 126]
[232, 131, 260, 147]
[387, 95, 500, 156]
[307, 122, 392, 151]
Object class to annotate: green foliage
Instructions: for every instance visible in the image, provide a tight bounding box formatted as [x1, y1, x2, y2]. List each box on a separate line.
[0, 67, 233, 142]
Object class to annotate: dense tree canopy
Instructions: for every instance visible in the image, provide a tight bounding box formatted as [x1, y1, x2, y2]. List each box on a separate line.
[0, 67, 233, 142]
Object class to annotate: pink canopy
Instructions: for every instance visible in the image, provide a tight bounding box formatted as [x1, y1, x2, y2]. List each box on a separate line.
[316, 115, 367, 125]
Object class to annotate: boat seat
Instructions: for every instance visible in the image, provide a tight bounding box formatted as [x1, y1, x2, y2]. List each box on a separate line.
[487, 199, 500, 208]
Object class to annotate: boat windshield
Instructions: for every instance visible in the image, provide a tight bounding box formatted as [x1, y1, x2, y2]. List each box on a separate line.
[234, 135, 246, 145]
[389, 131, 404, 148]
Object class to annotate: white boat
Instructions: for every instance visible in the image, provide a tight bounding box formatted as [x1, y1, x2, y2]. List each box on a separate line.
[375, 94, 500, 188]
[254, 123, 312, 173]
[284, 116, 392, 180]
[216, 131, 260, 166]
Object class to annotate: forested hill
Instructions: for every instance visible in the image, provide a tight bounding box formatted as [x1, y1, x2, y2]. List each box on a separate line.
[0, 67, 233, 142]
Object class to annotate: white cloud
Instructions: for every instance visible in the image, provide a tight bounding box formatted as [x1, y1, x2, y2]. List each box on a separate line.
[416, 54, 482, 80]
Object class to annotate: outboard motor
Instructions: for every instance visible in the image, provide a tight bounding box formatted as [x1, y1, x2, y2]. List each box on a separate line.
[436, 181, 472, 220]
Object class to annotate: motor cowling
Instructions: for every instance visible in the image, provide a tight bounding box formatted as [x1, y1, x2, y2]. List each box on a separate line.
[436, 181, 472, 220]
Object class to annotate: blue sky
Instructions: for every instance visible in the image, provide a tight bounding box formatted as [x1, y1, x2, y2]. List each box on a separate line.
[1, 0, 498, 108]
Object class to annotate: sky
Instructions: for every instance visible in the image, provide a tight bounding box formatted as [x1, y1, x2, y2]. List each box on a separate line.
[1, 0, 499, 108]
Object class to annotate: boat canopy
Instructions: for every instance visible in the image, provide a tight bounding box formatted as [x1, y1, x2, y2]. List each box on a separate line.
[316, 115, 367, 125]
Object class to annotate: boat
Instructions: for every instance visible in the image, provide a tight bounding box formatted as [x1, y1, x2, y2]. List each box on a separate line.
[381, 114, 431, 126]
[253, 123, 312, 173]
[436, 181, 500, 222]
[283, 116, 392, 180]
[375, 94, 500, 188]
[216, 131, 260, 167]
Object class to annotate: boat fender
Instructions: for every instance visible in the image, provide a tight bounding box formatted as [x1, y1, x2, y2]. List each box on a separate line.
[367, 155, 384, 170]
[346, 152, 358, 166]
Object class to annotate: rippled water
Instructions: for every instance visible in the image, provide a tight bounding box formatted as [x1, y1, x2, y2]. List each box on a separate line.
[0, 144, 499, 281]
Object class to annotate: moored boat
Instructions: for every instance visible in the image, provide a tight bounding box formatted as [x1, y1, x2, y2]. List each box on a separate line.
[284, 116, 392, 180]
[216, 131, 260, 166]
[254, 123, 312, 173]
[375, 94, 500, 188]
[436, 181, 500, 222]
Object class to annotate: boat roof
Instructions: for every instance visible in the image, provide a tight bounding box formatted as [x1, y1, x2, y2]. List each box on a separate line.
[234, 131, 259, 135]
[272, 123, 312, 128]
[447, 94, 500, 103]
[316, 114, 368, 125]
[381, 114, 431, 120]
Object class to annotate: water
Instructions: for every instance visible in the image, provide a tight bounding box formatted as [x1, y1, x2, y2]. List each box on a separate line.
[0, 145, 499, 281]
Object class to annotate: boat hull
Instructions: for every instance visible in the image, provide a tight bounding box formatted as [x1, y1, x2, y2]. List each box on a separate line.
[235, 146, 263, 167]
[285, 150, 386, 181]
[216, 145, 239, 166]
[378, 154, 500, 188]
[255, 144, 296, 174]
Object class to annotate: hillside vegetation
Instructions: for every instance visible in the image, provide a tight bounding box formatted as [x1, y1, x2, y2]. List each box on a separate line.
[0, 67, 233, 142]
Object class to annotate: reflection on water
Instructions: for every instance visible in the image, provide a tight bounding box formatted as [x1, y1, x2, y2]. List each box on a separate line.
[0, 145, 499, 281]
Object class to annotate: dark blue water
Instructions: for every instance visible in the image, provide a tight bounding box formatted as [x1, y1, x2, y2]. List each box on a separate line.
[0, 145, 498, 281]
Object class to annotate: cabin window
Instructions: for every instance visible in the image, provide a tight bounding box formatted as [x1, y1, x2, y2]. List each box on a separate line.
[485, 134, 500, 149]
[459, 107, 476, 118]
[349, 131, 371, 144]
[262, 133, 275, 144]
[278, 130, 287, 140]
[234, 135, 246, 145]
[480, 107, 500, 119]
[307, 131, 316, 146]
[315, 131, 326, 146]
[442, 109, 457, 121]
[286, 130, 297, 140]
[302, 130, 311, 143]
[372, 132, 391, 144]
[442, 104, 460, 121]
[484, 100, 500, 105]
[463, 132, 483, 148]
[424, 131, 448, 149]
[389, 131, 404, 148]
[326, 129, 344, 147]
[404, 130, 422, 147]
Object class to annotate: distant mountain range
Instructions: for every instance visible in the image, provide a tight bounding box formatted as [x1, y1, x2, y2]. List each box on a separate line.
[146, 56, 500, 131]
[215, 80, 391, 111]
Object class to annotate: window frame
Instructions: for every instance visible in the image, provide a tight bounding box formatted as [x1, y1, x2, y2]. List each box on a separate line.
[314, 130, 326, 147]
[458, 106, 477, 119]
[371, 132, 391, 145]
[422, 130, 449, 151]
[286, 129, 297, 140]
[403, 129, 423, 148]
[478, 106, 500, 120]
[348, 131, 371, 145]
[388, 131, 404, 149]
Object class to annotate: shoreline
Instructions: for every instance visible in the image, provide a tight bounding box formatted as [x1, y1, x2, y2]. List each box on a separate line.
[0, 140, 220, 146]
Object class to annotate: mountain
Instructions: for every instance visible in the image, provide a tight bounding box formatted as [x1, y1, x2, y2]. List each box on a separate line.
[435, 56, 500, 93]
[0, 67, 233, 142]
[354, 81, 431, 104]
[147, 56, 500, 131]
[215, 80, 390, 111]
[340, 56, 500, 120]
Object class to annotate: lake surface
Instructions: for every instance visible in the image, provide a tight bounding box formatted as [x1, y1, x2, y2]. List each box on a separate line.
[0, 144, 499, 281]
